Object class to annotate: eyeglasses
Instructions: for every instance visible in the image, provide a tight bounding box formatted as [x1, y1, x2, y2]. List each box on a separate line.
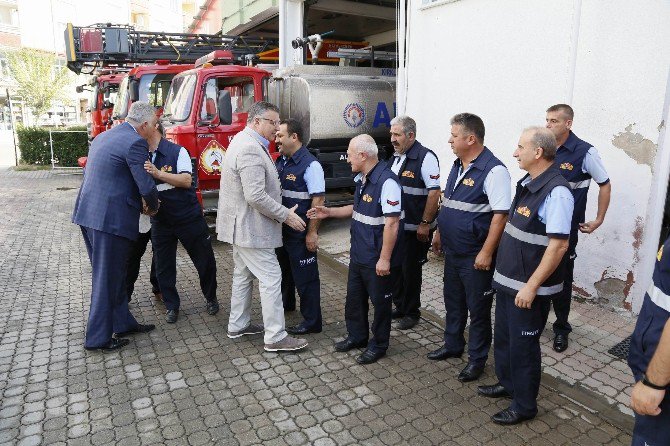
[257, 117, 281, 126]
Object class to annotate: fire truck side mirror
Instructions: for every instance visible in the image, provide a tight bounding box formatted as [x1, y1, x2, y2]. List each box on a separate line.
[218, 90, 232, 125]
[129, 79, 139, 102]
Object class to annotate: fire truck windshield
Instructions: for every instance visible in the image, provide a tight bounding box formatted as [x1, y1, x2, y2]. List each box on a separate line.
[139, 73, 174, 109]
[163, 74, 197, 122]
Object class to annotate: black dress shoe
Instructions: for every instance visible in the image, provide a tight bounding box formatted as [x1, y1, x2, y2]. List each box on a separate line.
[477, 383, 511, 398]
[553, 334, 569, 352]
[427, 345, 463, 360]
[391, 308, 403, 320]
[397, 316, 419, 331]
[356, 349, 385, 365]
[334, 338, 368, 352]
[85, 338, 129, 352]
[458, 363, 485, 382]
[491, 408, 535, 425]
[113, 324, 155, 338]
[286, 324, 322, 335]
[166, 309, 179, 323]
[206, 300, 220, 315]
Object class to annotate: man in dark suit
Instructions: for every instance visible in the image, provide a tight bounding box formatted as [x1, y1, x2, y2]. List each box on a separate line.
[73, 101, 160, 352]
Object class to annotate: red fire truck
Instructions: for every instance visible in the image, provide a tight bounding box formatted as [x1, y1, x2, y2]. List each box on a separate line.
[76, 70, 126, 141]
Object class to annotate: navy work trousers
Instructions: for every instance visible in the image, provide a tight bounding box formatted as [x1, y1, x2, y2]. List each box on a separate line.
[442, 251, 495, 365]
[552, 232, 578, 335]
[126, 229, 159, 301]
[276, 235, 322, 331]
[80, 226, 139, 348]
[152, 217, 217, 311]
[494, 290, 551, 417]
[345, 262, 398, 353]
[392, 230, 431, 319]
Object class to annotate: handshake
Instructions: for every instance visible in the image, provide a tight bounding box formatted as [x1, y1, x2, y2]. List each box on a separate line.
[141, 198, 160, 217]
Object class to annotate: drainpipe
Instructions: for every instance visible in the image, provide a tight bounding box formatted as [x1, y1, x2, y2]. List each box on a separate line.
[396, 0, 407, 115]
[566, 0, 582, 104]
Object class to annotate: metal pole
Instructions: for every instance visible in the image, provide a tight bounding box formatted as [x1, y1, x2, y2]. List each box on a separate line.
[6, 89, 18, 166]
[49, 130, 55, 169]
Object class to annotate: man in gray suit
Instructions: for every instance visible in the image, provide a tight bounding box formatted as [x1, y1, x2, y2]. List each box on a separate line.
[216, 101, 309, 352]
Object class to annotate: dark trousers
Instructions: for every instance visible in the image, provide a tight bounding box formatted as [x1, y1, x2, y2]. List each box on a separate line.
[126, 229, 159, 301]
[494, 290, 551, 417]
[152, 217, 217, 311]
[80, 226, 139, 348]
[552, 233, 577, 335]
[442, 252, 495, 365]
[629, 295, 670, 446]
[276, 235, 322, 331]
[392, 230, 430, 319]
[345, 262, 398, 353]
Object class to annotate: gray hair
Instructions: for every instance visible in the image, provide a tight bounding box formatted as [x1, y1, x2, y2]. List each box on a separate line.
[247, 101, 280, 123]
[390, 115, 416, 136]
[126, 101, 156, 126]
[524, 126, 558, 161]
[350, 134, 378, 158]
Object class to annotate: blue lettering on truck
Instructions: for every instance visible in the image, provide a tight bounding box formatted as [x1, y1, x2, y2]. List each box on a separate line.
[372, 102, 397, 128]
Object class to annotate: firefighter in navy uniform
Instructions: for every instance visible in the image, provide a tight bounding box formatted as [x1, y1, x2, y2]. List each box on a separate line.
[388, 115, 441, 331]
[429, 113, 511, 384]
[274, 119, 325, 335]
[144, 124, 219, 324]
[545, 104, 611, 353]
[628, 238, 670, 446]
[478, 127, 574, 425]
[308, 134, 403, 365]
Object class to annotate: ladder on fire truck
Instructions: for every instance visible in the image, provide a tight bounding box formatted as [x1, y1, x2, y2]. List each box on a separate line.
[64, 23, 277, 74]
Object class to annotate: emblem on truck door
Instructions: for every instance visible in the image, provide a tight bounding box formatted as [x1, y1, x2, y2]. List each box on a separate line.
[199, 140, 225, 175]
[343, 103, 365, 128]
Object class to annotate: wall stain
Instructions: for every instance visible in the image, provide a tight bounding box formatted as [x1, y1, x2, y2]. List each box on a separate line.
[612, 124, 657, 167]
[632, 216, 644, 265]
[659, 120, 665, 132]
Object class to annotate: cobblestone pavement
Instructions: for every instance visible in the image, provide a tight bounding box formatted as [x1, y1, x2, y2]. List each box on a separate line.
[320, 220, 637, 420]
[0, 169, 632, 445]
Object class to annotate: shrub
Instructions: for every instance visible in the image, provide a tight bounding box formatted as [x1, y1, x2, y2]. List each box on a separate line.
[17, 125, 88, 167]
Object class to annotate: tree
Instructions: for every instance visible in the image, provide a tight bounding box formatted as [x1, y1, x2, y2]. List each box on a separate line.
[6, 48, 73, 120]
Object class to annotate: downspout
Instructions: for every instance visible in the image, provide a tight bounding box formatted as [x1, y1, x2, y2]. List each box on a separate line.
[566, 0, 582, 104]
[632, 66, 670, 314]
[396, 0, 407, 115]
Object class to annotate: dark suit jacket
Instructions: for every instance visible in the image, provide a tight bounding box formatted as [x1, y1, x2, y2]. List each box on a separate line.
[72, 122, 159, 241]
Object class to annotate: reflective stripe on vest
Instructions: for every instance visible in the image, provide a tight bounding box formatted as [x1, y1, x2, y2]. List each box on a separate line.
[404, 220, 438, 231]
[282, 190, 311, 200]
[648, 283, 670, 312]
[156, 183, 175, 192]
[442, 199, 492, 213]
[569, 179, 590, 189]
[504, 223, 550, 246]
[493, 270, 564, 296]
[352, 210, 405, 226]
[402, 185, 429, 196]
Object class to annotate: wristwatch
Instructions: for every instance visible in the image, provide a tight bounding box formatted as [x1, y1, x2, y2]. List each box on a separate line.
[642, 374, 667, 390]
[420, 219, 432, 225]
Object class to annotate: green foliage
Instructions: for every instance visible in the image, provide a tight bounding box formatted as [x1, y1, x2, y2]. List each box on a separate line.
[17, 126, 88, 167]
[6, 48, 74, 119]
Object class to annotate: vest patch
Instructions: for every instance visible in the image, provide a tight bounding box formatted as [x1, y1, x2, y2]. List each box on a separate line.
[516, 206, 531, 218]
[462, 178, 475, 187]
[160, 165, 173, 172]
[285, 173, 296, 181]
[362, 194, 373, 203]
[401, 170, 415, 179]
[560, 162, 574, 171]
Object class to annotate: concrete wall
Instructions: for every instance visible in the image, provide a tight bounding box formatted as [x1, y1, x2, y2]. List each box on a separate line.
[403, 0, 670, 312]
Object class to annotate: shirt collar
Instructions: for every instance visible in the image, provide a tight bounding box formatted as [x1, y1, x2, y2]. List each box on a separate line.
[560, 131, 579, 152]
[246, 127, 270, 150]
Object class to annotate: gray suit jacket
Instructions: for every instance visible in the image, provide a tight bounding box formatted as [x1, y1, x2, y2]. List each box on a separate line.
[216, 127, 289, 248]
